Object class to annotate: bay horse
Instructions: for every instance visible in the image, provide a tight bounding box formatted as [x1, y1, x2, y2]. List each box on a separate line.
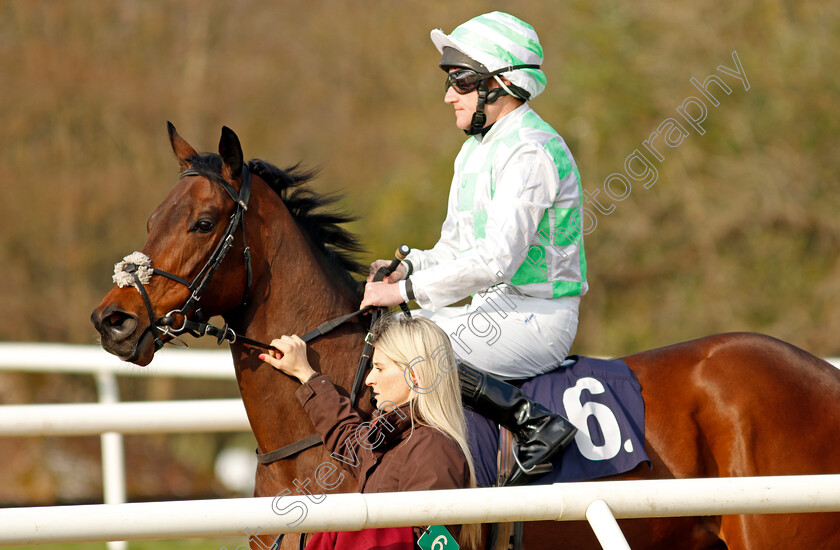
[91, 124, 840, 549]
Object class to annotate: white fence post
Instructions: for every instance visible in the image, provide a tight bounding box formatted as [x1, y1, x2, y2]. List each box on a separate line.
[586, 499, 631, 550]
[95, 371, 128, 550]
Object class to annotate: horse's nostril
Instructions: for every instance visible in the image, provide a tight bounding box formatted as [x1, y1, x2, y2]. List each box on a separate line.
[103, 310, 138, 340]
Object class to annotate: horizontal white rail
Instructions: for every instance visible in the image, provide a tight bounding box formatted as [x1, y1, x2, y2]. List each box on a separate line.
[0, 343, 234, 378]
[1, 475, 838, 544]
[0, 399, 249, 436]
[1, 344, 837, 377]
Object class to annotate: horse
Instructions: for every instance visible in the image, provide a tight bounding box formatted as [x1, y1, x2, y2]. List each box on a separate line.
[91, 124, 840, 550]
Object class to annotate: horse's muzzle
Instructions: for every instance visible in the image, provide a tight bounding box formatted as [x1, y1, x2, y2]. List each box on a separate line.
[90, 304, 154, 365]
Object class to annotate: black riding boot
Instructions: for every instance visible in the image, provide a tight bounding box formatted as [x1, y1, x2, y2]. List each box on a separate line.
[459, 361, 577, 484]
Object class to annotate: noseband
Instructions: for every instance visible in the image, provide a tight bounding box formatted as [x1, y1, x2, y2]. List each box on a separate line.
[114, 164, 253, 350]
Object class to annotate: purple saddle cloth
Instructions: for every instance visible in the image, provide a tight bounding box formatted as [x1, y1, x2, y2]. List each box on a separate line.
[466, 355, 649, 487]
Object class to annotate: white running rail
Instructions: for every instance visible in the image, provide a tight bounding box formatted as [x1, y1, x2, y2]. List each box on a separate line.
[0, 475, 839, 546]
[1, 343, 838, 549]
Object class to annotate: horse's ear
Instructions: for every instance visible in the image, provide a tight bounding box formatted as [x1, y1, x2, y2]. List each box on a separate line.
[219, 126, 243, 181]
[167, 122, 198, 170]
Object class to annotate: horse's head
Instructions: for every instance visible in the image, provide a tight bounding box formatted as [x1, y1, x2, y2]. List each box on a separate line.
[91, 123, 253, 365]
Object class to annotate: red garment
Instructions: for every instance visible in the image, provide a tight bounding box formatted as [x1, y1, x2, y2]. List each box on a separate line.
[305, 526, 416, 550]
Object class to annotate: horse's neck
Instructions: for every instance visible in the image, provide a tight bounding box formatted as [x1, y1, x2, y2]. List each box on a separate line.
[227, 211, 365, 493]
[242, 241, 364, 376]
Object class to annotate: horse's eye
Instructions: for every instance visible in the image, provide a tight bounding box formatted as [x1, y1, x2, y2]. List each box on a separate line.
[195, 219, 215, 233]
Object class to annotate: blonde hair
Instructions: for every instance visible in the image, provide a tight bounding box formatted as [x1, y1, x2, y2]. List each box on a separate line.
[370, 314, 481, 549]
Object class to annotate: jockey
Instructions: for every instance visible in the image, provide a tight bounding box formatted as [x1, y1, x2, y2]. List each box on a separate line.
[363, 12, 586, 481]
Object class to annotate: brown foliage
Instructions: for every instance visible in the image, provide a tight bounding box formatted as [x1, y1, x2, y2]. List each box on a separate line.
[1, 0, 838, 508]
[1, 1, 837, 353]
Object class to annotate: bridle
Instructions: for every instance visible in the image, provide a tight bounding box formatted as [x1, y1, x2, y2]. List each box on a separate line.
[116, 164, 409, 550]
[115, 163, 402, 467]
[120, 163, 254, 351]
[121, 163, 376, 353]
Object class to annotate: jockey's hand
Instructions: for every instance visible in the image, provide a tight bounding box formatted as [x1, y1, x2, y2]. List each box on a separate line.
[360, 281, 405, 309]
[367, 260, 407, 283]
[260, 335, 316, 384]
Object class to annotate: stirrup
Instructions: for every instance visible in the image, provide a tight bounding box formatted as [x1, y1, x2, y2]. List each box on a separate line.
[505, 455, 553, 486]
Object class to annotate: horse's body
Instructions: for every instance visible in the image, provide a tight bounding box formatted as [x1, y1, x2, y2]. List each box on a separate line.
[91, 125, 840, 549]
[534, 333, 840, 549]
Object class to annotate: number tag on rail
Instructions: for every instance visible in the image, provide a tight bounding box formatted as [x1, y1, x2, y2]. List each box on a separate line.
[418, 525, 459, 550]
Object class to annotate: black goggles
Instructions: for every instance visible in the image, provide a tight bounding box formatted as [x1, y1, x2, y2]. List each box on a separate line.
[444, 64, 541, 94]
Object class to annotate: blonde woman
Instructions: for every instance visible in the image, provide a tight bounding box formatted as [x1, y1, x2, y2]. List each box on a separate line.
[260, 314, 480, 550]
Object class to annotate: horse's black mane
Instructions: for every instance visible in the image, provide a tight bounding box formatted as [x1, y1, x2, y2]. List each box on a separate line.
[189, 154, 366, 295]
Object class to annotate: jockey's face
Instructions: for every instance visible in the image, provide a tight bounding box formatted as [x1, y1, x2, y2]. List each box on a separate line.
[444, 68, 522, 131]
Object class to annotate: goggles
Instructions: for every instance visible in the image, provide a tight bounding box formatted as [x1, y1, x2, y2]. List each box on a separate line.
[445, 69, 488, 94]
[444, 64, 541, 94]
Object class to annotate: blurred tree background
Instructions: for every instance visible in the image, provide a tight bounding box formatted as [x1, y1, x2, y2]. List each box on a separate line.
[0, 0, 838, 506]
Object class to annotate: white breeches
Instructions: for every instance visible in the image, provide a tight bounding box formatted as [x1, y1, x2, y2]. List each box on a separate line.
[412, 287, 580, 379]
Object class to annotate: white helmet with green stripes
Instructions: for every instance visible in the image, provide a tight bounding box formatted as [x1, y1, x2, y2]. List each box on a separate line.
[431, 11, 547, 101]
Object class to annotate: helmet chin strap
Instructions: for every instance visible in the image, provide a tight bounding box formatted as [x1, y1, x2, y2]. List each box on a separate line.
[466, 78, 512, 136]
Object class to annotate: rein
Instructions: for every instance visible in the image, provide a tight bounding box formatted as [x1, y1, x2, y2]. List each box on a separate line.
[254, 306, 381, 465]
[254, 250, 409, 465]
